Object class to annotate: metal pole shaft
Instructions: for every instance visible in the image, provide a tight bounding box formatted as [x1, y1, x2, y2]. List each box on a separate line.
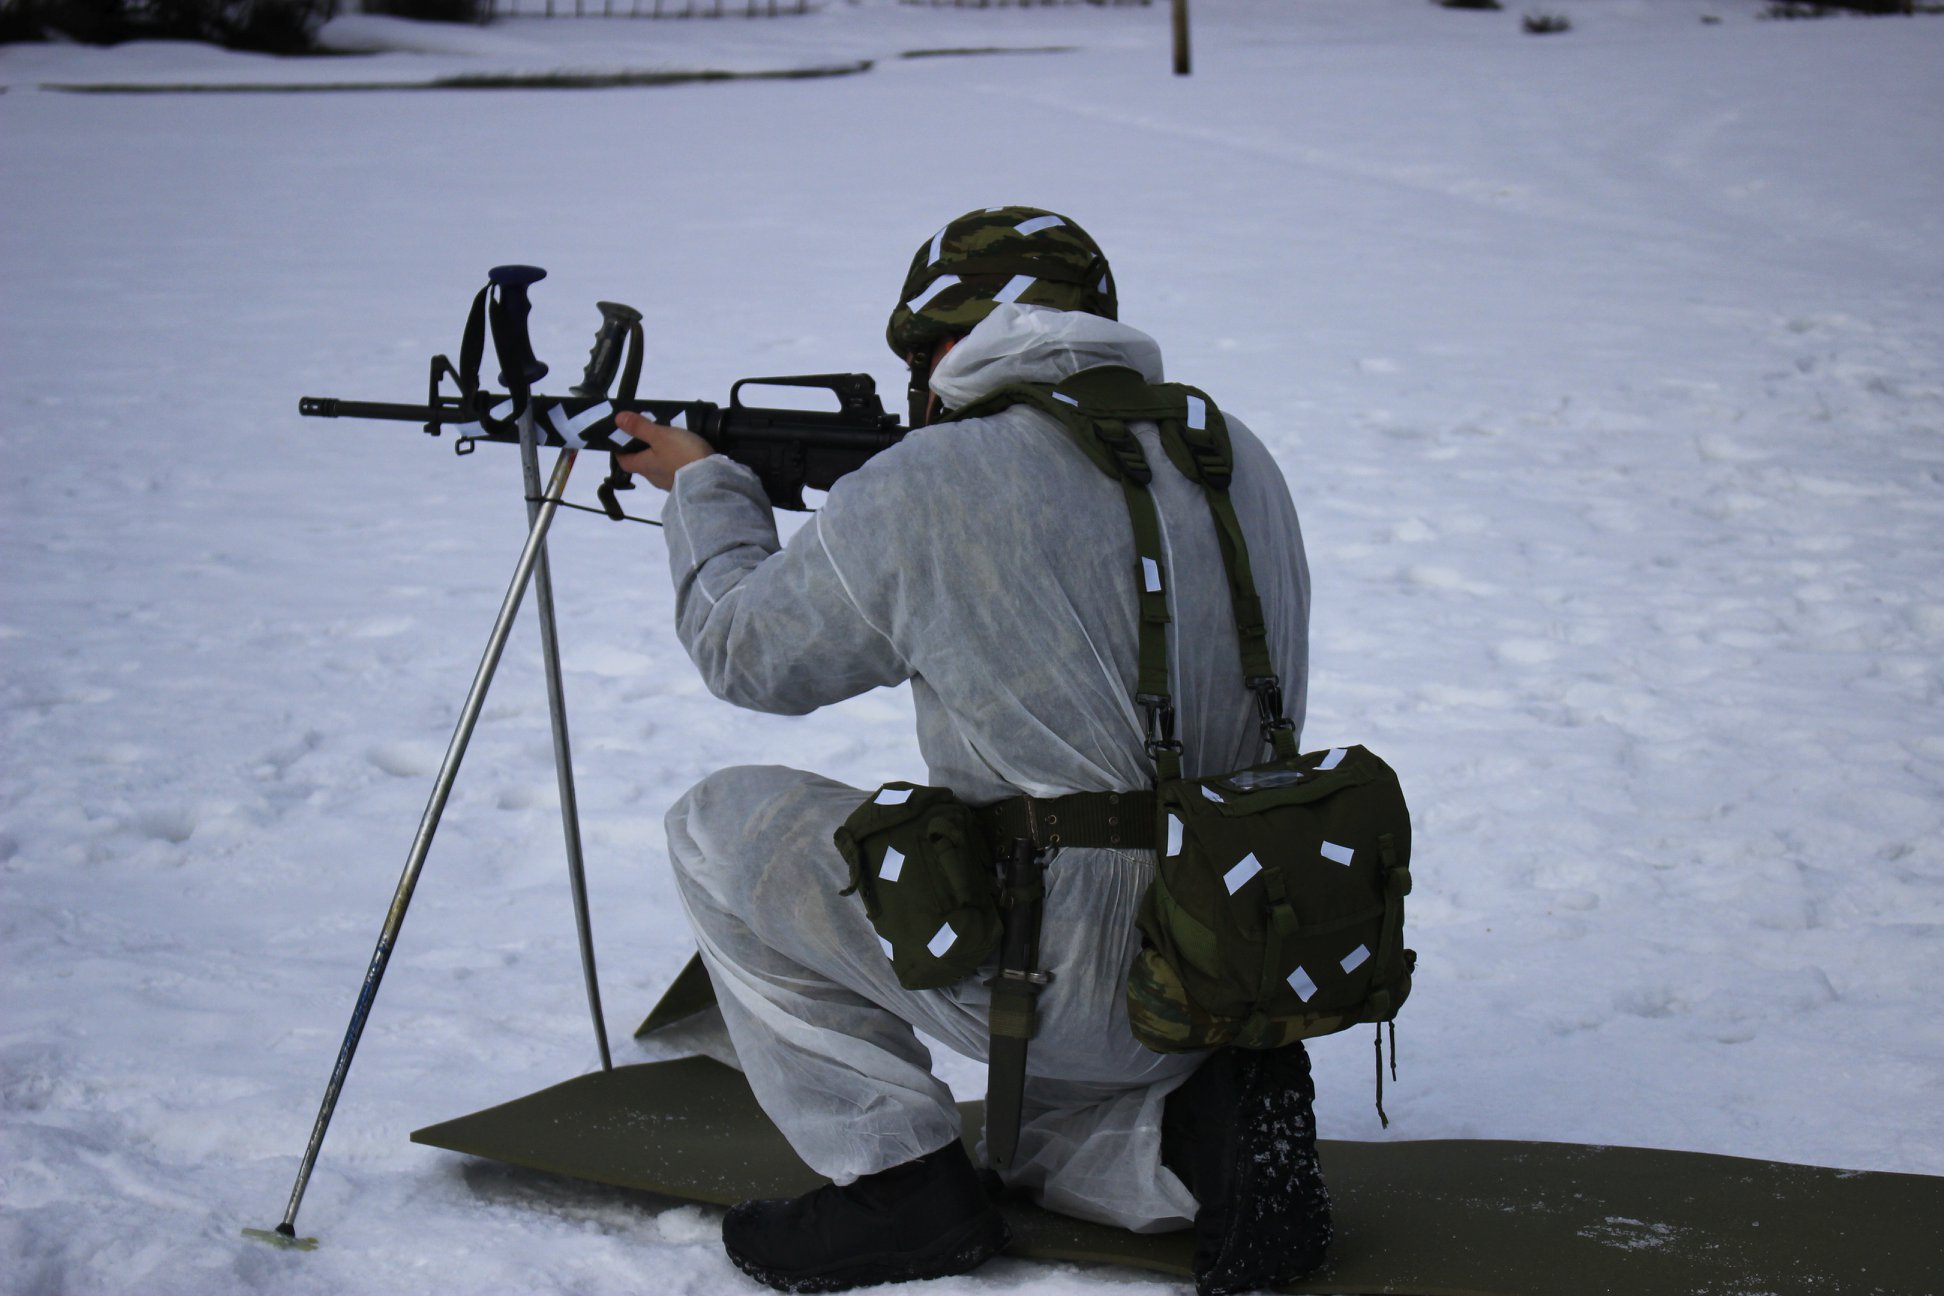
[273, 451, 578, 1239]
[514, 410, 613, 1072]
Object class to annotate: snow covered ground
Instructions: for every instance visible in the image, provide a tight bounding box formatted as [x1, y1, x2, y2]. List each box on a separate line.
[3, 1, 1942, 1291]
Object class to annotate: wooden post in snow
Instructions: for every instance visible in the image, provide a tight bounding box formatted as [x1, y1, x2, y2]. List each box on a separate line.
[1172, 0, 1191, 76]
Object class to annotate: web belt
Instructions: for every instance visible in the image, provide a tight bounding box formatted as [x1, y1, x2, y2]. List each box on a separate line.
[975, 789, 1156, 852]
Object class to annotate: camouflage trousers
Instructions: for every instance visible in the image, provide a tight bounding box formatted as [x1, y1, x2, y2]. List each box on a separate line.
[664, 763, 1204, 1233]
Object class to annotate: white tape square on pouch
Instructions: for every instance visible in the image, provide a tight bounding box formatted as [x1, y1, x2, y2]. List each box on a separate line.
[927, 923, 957, 958]
[1166, 815, 1184, 857]
[1341, 945, 1371, 974]
[879, 936, 896, 960]
[879, 847, 905, 883]
[1223, 854, 1262, 894]
[1317, 748, 1347, 771]
[1287, 967, 1319, 1003]
[1201, 785, 1225, 803]
[875, 787, 912, 806]
[1185, 394, 1206, 430]
[1320, 841, 1355, 867]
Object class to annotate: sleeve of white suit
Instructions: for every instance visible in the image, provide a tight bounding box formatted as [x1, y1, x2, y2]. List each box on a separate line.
[660, 455, 911, 715]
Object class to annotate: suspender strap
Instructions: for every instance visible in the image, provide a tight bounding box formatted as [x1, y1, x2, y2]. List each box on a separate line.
[1117, 461, 1180, 779]
[1153, 386, 1299, 760]
[976, 789, 1157, 851]
[951, 366, 1296, 765]
[955, 369, 1186, 781]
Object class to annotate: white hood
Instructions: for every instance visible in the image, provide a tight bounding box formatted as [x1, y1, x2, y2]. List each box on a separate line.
[927, 304, 1165, 410]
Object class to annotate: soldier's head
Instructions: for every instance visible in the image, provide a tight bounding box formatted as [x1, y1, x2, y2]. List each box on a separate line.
[887, 206, 1116, 425]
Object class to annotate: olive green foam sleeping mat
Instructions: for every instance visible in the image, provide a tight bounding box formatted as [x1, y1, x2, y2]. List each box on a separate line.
[414, 1051, 1942, 1295]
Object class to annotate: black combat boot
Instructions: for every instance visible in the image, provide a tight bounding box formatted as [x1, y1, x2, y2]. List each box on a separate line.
[720, 1139, 1010, 1293]
[1163, 1043, 1332, 1296]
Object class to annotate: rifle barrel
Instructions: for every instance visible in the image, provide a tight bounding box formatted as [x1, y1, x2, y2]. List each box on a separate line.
[300, 397, 450, 422]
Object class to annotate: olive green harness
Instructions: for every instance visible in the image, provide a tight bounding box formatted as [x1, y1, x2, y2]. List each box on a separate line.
[836, 366, 1414, 1169]
[948, 363, 1297, 781]
[954, 365, 1414, 1088]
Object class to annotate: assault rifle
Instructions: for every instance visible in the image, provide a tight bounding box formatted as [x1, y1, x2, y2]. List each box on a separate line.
[299, 294, 907, 513]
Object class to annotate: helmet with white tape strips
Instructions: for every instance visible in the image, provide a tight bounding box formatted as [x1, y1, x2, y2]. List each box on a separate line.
[886, 206, 1117, 362]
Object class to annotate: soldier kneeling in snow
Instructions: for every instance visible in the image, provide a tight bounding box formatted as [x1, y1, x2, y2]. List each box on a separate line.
[615, 207, 1328, 1295]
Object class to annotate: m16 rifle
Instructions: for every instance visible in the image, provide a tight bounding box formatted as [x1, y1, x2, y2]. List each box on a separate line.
[299, 290, 908, 514]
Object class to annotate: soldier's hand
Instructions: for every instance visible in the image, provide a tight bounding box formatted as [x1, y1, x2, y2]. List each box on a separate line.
[614, 411, 713, 491]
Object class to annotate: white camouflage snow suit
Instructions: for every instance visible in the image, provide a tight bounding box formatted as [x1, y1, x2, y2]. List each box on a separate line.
[660, 303, 1311, 1232]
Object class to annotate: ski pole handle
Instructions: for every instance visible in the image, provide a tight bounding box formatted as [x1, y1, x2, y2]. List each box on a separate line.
[573, 301, 644, 400]
[487, 265, 549, 394]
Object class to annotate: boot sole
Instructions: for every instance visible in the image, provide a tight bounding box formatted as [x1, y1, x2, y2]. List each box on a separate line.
[724, 1208, 1011, 1294]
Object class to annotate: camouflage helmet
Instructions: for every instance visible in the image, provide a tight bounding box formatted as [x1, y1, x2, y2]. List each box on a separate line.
[887, 206, 1117, 361]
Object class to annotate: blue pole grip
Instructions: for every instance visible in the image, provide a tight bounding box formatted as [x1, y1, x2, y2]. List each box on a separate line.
[487, 264, 549, 393]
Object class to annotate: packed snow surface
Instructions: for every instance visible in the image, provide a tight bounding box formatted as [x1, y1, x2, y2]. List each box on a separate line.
[3, 1, 1942, 1292]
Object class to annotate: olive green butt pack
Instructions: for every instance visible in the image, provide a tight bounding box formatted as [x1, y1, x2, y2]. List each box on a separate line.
[1133, 745, 1413, 1052]
[834, 782, 1001, 991]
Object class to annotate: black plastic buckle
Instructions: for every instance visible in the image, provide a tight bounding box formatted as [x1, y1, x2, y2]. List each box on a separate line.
[1187, 442, 1231, 490]
[1138, 693, 1182, 759]
[1092, 419, 1153, 486]
[1248, 675, 1295, 743]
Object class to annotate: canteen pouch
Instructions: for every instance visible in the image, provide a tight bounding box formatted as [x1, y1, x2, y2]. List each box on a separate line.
[1128, 745, 1415, 1052]
[835, 782, 1003, 991]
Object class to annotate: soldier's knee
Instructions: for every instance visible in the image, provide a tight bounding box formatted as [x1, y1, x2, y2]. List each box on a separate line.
[664, 764, 810, 888]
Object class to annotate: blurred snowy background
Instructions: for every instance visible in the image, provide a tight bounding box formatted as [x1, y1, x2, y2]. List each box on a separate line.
[3, 1, 1941, 1291]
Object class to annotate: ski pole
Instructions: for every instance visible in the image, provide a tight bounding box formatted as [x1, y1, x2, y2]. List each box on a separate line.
[250, 444, 579, 1248]
[252, 266, 572, 1247]
[496, 268, 613, 1071]
[517, 308, 632, 1073]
